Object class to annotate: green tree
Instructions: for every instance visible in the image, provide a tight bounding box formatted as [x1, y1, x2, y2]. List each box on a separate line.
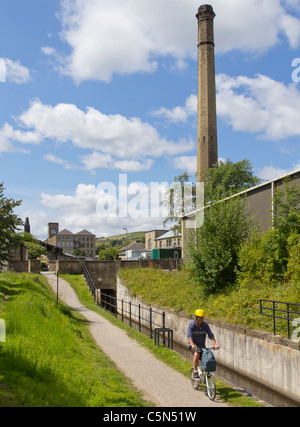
[98, 247, 119, 260]
[0, 183, 23, 267]
[73, 248, 88, 257]
[238, 181, 300, 286]
[19, 232, 47, 260]
[163, 173, 196, 234]
[205, 159, 261, 202]
[186, 159, 260, 294]
[188, 195, 255, 294]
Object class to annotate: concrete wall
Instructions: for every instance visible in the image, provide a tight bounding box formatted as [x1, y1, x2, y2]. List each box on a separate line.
[116, 277, 300, 406]
[48, 260, 84, 274]
[85, 260, 119, 291]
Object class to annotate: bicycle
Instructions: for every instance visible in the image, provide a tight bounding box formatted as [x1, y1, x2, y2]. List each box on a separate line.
[190, 347, 217, 401]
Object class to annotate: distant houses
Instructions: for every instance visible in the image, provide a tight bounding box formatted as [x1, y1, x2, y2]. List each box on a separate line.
[45, 223, 96, 258]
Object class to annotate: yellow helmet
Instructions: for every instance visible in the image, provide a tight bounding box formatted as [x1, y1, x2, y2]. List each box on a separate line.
[194, 309, 205, 318]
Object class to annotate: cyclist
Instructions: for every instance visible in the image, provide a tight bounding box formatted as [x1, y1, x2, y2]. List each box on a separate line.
[187, 309, 219, 379]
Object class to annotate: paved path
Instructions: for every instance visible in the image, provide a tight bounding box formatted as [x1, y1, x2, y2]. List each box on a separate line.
[43, 272, 228, 408]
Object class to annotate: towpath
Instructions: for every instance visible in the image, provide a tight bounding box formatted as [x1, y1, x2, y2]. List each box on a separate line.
[43, 272, 228, 408]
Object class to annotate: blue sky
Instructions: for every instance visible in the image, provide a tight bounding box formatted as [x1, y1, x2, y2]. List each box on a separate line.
[1, 0, 300, 239]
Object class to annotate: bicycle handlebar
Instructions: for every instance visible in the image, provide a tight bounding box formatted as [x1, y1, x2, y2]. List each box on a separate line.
[196, 346, 219, 352]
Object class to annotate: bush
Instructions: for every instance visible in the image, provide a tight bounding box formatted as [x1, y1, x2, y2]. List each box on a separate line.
[98, 247, 119, 260]
[286, 233, 300, 282]
[238, 229, 289, 285]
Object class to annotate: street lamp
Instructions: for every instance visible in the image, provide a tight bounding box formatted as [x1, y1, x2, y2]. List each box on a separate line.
[123, 228, 128, 260]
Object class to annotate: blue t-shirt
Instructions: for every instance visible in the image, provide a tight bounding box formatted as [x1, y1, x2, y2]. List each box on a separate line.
[187, 320, 215, 348]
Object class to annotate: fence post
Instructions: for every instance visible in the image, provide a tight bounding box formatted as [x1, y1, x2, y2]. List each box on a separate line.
[139, 304, 141, 332]
[129, 301, 132, 327]
[121, 299, 124, 322]
[287, 303, 290, 339]
[150, 308, 153, 339]
[273, 301, 276, 335]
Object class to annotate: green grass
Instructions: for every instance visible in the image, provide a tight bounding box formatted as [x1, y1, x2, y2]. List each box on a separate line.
[0, 271, 151, 407]
[119, 268, 300, 336]
[96, 231, 145, 249]
[61, 273, 264, 407]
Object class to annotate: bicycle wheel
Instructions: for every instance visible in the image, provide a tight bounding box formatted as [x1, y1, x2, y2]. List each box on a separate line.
[190, 368, 200, 390]
[205, 373, 216, 401]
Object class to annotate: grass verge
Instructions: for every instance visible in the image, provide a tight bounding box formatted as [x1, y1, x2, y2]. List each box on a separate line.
[0, 271, 151, 407]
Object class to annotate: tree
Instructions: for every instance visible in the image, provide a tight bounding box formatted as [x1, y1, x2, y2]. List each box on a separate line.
[19, 232, 47, 260]
[0, 183, 23, 267]
[204, 159, 261, 202]
[188, 195, 255, 294]
[162, 160, 260, 233]
[73, 248, 88, 257]
[238, 180, 300, 285]
[98, 247, 119, 260]
[162, 173, 196, 234]
[186, 159, 260, 294]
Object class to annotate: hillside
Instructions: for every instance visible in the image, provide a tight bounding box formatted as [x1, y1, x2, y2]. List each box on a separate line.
[96, 231, 145, 251]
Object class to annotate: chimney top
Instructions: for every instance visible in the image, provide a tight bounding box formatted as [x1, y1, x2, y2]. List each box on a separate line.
[197, 4, 216, 19]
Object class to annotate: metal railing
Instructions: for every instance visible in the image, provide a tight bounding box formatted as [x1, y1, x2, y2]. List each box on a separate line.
[82, 264, 97, 300]
[260, 299, 300, 339]
[100, 291, 166, 338]
[82, 264, 174, 348]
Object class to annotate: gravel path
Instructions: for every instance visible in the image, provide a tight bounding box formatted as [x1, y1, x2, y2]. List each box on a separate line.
[43, 272, 228, 408]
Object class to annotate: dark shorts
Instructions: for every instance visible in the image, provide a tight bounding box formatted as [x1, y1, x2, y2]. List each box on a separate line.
[189, 346, 205, 359]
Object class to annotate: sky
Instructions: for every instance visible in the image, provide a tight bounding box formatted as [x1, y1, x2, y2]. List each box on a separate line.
[1, 0, 300, 240]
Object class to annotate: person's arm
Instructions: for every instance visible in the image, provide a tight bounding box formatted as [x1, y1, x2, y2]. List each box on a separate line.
[206, 324, 219, 350]
[188, 337, 197, 351]
[187, 323, 197, 351]
[211, 337, 219, 350]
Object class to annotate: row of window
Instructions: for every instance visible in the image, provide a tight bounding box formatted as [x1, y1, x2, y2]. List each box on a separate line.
[57, 242, 94, 248]
[148, 238, 181, 249]
[57, 236, 94, 241]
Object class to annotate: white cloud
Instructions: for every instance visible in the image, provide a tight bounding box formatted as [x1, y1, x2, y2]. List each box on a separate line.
[172, 156, 197, 175]
[258, 161, 300, 181]
[0, 123, 39, 154]
[43, 153, 76, 170]
[2, 99, 193, 168]
[216, 73, 300, 140]
[153, 95, 197, 123]
[2, 58, 31, 84]
[80, 152, 154, 172]
[54, 0, 300, 83]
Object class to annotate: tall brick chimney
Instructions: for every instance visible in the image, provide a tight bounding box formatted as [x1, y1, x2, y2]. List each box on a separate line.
[196, 4, 218, 183]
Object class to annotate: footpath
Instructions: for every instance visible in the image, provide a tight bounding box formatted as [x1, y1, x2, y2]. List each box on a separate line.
[43, 272, 228, 408]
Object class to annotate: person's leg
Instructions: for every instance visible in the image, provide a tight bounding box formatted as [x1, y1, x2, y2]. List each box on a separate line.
[193, 351, 200, 372]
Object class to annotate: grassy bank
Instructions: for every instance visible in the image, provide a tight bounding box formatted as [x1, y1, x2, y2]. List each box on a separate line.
[0, 272, 151, 407]
[119, 268, 300, 337]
